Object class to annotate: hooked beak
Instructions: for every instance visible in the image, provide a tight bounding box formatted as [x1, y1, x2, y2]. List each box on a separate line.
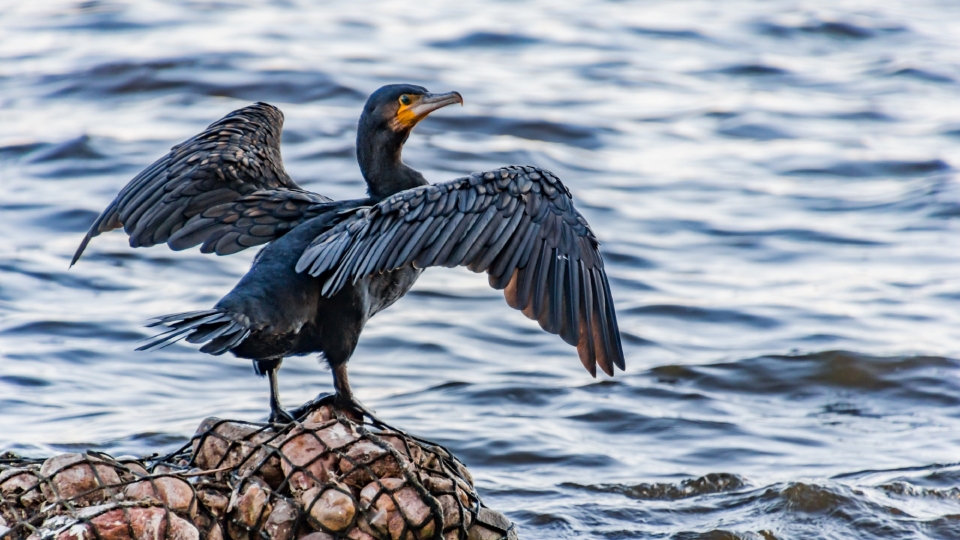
[409, 91, 463, 120]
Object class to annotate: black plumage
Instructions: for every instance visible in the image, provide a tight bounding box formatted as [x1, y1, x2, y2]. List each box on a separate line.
[73, 84, 625, 422]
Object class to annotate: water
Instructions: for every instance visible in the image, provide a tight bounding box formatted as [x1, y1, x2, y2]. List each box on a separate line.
[2, 0, 960, 538]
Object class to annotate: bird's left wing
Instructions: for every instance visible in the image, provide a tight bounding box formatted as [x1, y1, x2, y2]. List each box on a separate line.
[296, 166, 624, 376]
[71, 103, 332, 265]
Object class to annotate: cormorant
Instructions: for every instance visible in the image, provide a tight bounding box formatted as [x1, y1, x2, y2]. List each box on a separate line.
[72, 84, 625, 423]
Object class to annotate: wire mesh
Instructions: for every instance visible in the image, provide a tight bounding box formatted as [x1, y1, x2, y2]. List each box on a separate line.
[0, 406, 517, 540]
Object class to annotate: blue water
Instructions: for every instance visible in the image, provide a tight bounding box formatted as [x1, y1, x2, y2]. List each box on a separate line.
[2, 1, 960, 538]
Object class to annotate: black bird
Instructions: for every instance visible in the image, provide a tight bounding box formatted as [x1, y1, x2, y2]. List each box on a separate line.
[72, 84, 625, 423]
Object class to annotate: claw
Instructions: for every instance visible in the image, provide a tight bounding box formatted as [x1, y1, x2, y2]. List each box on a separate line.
[288, 392, 336, 421]
[268, 407, 296, 424]
[289, 392, 405, 433]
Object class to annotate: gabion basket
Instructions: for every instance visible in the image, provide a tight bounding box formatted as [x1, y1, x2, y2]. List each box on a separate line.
[0, 405, 517, 540]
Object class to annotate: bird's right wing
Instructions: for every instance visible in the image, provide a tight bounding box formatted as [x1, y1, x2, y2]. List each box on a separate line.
[296, 166, 624, 377]
[72, 103, 332, 265]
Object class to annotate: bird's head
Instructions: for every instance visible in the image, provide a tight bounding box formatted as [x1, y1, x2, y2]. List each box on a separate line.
[357, 84, 463, 198]
[360, 84, 463, 136]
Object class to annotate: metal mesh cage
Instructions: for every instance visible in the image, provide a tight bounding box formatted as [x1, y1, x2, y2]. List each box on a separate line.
[0, 405, 517, 540]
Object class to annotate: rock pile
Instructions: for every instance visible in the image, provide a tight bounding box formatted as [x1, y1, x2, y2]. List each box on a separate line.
[0, 405, 516, 540]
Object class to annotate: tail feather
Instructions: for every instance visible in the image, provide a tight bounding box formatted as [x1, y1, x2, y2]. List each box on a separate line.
[146, 310, 217, 328]
[185, 318, 236, 343]
[138, 309, 250, 355]
[201, 328, 250, 355]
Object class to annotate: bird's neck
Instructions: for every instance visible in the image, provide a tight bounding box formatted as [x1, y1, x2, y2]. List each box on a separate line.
[357, 126, 428, 200]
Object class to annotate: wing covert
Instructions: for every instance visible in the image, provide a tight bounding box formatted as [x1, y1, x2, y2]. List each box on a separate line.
[72, 102, 332, 264]
[296, 166, 624, 376]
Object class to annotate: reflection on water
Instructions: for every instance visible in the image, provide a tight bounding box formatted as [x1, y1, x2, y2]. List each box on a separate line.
[2, 1, 960, 538]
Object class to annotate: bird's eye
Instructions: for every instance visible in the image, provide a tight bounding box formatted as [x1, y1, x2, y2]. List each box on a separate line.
[399, 94, 411, 106]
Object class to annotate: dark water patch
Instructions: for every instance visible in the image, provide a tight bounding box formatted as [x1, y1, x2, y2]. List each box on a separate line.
[718, 122, 793, 141]
[0, 203, 47, 211]
[608, 275, 657, 293]
[48, 12, 152, 33]
[121, 431, 190, 448]
[628, 27, 712, 42]
[929, 203, 960, 219]
[830, 110, 895, 122]
[338, 19, 376, 30]
[798, 333, 847, 343]
[937, 123, 960, 140]
[425, 380, 471, 393]
[715, 64, 789, 77]
[671, 530, 762, 540]
[297, 146, 355, 160]
[507, 511, 572, 537]
[0, 375, 52, 388]
[461, 385, 570, 407]
[704, 110, 739, 119]
[620, 331, 658, 347]
[41, 57, 215, 97]
[569, 409, 742, 437]
[683, 446, 783, 464]
[0, 262, 136, 292]
[461, 442, 617, 469]
[32, 209, 101, 233]
[880, 311, 935, 322]
[28, 135, 104, 162]
[602, 250, 657, 269]
[41, 57, 362, 103]
[281, 129, 315, 145]
[638, 219, 868, 247]
[889, 67, 954, 84]
[33, 162, 135, 179]
[626, 304, 780, 329]
[355, 335, 448, 354]
[566, 473, 748, 501]
[711, 226, 883, 246]
[429, 148, 539, 173]
[650, 351, 960, 403]
[0, 142, 49, 160]
[427, 115, 611, 149]
[818, 402, 878, 418]
[428, 32, 542, 49]
[573, 409, 743, 438]
[203, 72, 364, 104]
[927, 517, 960, 540]
[757, 19, 904, 40]
[783, 159, 950, 178]
[0, 320, 144, 342]
[5, 348, 107, 365]
[455, 326, 544, 349]
[407, 289, 500, 301]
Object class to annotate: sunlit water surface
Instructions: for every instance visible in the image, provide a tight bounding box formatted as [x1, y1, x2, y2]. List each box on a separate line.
[2, 1, 960, 538]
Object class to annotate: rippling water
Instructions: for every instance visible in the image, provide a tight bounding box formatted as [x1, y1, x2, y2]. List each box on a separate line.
[3, 1, 960, 538]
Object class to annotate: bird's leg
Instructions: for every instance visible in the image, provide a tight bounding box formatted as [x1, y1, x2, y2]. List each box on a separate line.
[328, 362, 403, 432]
[257, 358, 294, 424]
[331, 361, 354, 405]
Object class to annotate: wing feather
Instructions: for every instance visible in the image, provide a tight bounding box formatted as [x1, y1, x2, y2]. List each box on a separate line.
[72, 103, 332, 265]
[297, 167, 624, 376]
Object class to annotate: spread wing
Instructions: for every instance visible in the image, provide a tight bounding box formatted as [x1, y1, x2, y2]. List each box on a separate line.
[296, 166, 624, 376]
[71, 102, 332, 265]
